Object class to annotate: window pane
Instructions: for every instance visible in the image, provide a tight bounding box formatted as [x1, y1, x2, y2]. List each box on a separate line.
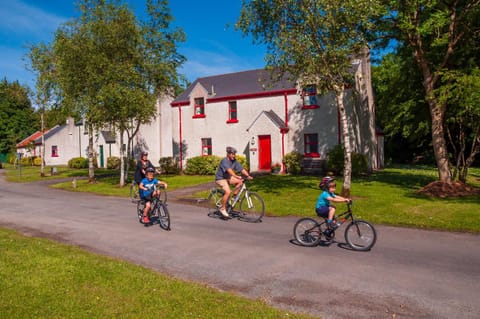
[229, 101, 237, 120]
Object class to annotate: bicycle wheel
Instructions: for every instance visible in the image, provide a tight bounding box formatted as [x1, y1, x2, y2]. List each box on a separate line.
[207, 188, 224, 216]
[156, 203, 171, 230]
[158, 189, 168, 203]
[136, 201, 144, 224]
[130, 181, 140, 203]
[238, 192, 264, 222]
[344, 220, 377, 251]
[293, 218, 323, 247]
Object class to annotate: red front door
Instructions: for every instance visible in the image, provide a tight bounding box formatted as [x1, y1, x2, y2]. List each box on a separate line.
[258, 135, 271, 170]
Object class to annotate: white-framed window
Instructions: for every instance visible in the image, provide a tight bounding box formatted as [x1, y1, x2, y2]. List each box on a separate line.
[302, 85, 319, 109]
[227, 101, 238, 123]
[193, 97, 205, 118]
[201, 138, 212, 156]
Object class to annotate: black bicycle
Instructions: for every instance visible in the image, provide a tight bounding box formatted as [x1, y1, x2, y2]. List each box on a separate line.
[136, 185, 170, 230]
[293, 200, 376, 251]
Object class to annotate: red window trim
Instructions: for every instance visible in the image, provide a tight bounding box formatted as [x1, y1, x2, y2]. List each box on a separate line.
[192, 114, 206, 119]
[226, 119, 238, 124]
[301, 105, 320, 110]
[304, 152, 320, 158]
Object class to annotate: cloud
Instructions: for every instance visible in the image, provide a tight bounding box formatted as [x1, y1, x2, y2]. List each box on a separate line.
[0, 0, 66, 39]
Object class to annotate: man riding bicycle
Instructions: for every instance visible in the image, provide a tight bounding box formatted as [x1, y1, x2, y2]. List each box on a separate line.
[214, 146, 253, 218]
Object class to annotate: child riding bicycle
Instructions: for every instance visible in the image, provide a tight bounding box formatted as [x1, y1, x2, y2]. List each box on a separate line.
[139, 167, 168, 224]
[316, 176, 350, 229]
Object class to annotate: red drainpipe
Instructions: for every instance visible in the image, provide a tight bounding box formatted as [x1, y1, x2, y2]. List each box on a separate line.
[178, 106, 183, 172]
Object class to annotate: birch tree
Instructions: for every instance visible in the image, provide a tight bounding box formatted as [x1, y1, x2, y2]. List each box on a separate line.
[237, 0, 381, 196]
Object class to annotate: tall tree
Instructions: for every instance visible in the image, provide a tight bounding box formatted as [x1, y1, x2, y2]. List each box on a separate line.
[237, 0, 380, 196]
[0, 79, 38, 155]
[378, 0, 480, 183]
[30, 0, 185, 185]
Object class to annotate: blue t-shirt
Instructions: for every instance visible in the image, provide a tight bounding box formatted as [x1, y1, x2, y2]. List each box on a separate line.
[140, 177, 159, 199]
[316, 191, 335, 209]
[215, 157, 243, 180]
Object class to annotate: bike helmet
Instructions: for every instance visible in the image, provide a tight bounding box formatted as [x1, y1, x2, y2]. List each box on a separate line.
[141, 151, 148, 156]
[145, 167, 155, 173]
[319, 176, 335, 190]
[226, 146, 237, 154]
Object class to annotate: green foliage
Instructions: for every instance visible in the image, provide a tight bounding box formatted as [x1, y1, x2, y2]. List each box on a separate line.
[107, 156, 120, 169]
[33, 157, 42, 166]
[185, 156, 221, 175]
[158, 157, 180, 175]
[283, 151, 303, 175]
[0, 79, 38, 154]
[68, 157, 88, 169]
[326, 145, 368, 176]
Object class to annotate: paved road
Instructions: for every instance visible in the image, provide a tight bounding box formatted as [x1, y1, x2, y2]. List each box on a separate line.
[0, 173, 479, 319]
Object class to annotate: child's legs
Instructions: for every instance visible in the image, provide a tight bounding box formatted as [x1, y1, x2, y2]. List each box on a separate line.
[143, 201, 152, 216]
[328, 207, 336, 220]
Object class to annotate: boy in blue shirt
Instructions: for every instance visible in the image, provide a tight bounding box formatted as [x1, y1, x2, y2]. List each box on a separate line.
[139, 167, 168, 224]
[316, 176, 350, 228]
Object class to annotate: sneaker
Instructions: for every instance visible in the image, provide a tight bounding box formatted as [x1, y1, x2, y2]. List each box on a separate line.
[219, 208, 231, 219]
[142, 216, 150, 224]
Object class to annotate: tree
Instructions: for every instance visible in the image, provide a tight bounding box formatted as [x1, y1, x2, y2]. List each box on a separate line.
[0, 79, 38, 155]
[30, 0, 185, 185]
[378, 0, 480, 183]
[237, 0, 380, 196]
[438, 68, 480, 182]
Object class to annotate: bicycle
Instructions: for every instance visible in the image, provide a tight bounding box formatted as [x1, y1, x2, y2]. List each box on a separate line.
[207, 177, 264, 223]
[293, 200, 377, 251]
[131, 180, 167, 203]
[136, 185, 170, 230]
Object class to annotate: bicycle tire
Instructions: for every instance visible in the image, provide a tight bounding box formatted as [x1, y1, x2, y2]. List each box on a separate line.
[136, 201, 144, 224]
[207, 188, 224, 216]
[130, 181, 140, 203]
[156, 203, 171, 230]
[344, 220, 377, 251]
[293, 218, 323, 247]
[238, 192, 264, 222]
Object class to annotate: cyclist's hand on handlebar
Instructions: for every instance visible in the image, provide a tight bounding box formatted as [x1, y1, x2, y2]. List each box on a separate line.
[246, 175, 253, 180]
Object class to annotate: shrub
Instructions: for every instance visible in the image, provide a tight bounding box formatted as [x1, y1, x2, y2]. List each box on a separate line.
[283, 151, 303, 175]
[68, 157, 88, 169]
[351, 153, 368, 175]
[33, 157, 42, 166]
[326, 145, 368, 176]
[326, 145, 344, 175]
[185, 155, 221, 175]
[158, 157, 180, 175]
[107, 156, 121, 169]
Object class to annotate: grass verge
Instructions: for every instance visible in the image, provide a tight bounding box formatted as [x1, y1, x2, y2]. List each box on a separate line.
[0, 228, 314, 319]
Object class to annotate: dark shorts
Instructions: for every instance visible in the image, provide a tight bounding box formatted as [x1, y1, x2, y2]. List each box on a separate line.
[141, 193, 153, 202]
[315, 206, 329, 218]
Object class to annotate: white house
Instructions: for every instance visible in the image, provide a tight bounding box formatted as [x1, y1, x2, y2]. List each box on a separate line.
[169, 52, 383, 173]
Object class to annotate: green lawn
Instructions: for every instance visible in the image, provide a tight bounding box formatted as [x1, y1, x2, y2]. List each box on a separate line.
[0, 228, 314, 319]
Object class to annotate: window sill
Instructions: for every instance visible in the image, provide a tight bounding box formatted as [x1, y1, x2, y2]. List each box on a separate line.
[226, 119, 238, 124]
[302, 105, 320, 110]
[192, 114, 206, 119]
[304, 153, 320, 158]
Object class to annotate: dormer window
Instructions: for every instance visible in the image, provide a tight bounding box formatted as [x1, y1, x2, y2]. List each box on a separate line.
[193, 97, 206, 118]
[302, 85, 319, 109]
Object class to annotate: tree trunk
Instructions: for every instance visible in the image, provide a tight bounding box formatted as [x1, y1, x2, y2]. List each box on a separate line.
[119, 128, 126, 187]
[335, 85, 352, 197]
[427, 97, 452, 183]
[40, 112, 45, 177]
[87, 125, 95, 183]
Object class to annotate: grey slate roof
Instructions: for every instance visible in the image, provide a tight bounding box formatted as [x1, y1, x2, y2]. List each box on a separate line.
[172, 68, 296, 104]
[33, 125, 64, 144]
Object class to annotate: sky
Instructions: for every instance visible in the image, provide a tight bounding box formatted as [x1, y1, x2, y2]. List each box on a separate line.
[0, 0, 267, 90]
